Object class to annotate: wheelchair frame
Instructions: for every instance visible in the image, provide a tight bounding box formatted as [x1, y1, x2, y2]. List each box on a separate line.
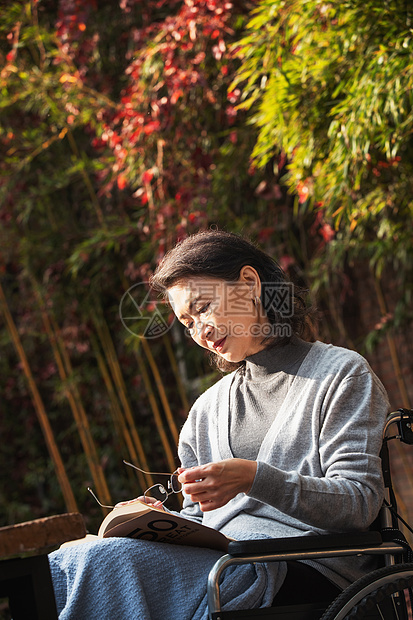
[207, 408, 413, 620]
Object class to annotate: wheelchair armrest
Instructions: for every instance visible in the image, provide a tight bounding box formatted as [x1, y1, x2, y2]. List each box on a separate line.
[227, 530, 382, 557]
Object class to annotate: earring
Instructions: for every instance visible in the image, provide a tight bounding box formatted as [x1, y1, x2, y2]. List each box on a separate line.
[253, 295, 261, 306]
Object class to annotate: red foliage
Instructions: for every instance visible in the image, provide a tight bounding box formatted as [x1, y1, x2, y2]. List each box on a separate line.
[309, 207, 335, 250]
[55, 0, 98, 70]
[50, 0, 242, 241]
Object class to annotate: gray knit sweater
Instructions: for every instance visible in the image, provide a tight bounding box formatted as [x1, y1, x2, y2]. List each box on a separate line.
[177, 340, 389, 588]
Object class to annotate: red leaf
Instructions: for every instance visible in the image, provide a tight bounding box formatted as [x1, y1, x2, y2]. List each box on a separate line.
[171, 89, 183, 104]
[143, 121, 161, 135]
[117, 175, 127, 190]
[142, 169, 154, 184]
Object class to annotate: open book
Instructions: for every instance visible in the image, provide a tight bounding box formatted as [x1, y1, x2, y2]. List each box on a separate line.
[95, 500, 231, 552]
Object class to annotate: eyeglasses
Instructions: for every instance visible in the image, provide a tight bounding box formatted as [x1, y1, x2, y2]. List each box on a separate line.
[123, 460, 183, 504]
[87, 460, 183, 509]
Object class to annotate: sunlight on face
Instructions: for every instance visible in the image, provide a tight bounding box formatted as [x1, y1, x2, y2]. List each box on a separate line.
[167, 269, 271, 362]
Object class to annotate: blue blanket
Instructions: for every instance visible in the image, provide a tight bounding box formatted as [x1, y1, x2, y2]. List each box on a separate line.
[49, 537, 285, 619]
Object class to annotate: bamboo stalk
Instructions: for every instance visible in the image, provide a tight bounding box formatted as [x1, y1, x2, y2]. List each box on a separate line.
[92, 335, 130, 451]
[156, 139, 166, 202]
[30, 0, 46, 69]
[141, 337, 179, 445]
[48, 316, 112, 507]
[91, 333, 150, 491]
[0, 282, 78, 512]
[135, 350, 177, 473]
[373, 275, 413, 526]
[92, 313, 152, 485]
[373, 277, 410, 406]
[30, 280, 112, 506]
[162, 333, 190, 413]
[66, 129, 105, 227]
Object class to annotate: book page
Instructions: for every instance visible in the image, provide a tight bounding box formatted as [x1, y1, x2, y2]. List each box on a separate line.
[99, 503, 230, 552]
[98, 500, 151, 535]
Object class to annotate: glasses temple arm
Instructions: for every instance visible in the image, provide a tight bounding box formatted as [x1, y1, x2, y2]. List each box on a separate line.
[123, 459, 175, 476]
[87, 487, 114, 509]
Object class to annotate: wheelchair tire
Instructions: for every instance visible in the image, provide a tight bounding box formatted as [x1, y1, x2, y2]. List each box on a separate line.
[320, 563, 413, 620]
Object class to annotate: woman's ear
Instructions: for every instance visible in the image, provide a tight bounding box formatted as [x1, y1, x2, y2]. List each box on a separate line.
[239, 265, 262, 298]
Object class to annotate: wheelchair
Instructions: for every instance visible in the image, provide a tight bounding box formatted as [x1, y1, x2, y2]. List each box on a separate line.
[208, 408, 413, 620]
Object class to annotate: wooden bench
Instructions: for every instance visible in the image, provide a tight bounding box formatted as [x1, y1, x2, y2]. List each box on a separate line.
[0, 513, 86, 620]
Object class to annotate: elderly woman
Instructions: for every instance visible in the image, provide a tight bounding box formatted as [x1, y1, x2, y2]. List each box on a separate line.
[49, 230, 389, 619]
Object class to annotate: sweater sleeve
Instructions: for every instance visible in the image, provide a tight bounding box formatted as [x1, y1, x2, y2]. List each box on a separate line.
[176, 409, 205, 524]
[248, 369, 389, 532]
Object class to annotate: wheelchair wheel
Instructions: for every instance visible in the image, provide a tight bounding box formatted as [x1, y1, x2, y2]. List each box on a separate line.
[320, 563, 413, 620]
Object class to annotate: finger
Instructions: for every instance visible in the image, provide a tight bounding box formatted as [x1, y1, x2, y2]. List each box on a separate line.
[152, 500, 165, 509]
[178, 466, 206, 484]
[184, 473, 223, 496]
[115, 497, 142, 507]
[136, 495, 165, 508]
[199, 498, 221, 512]
[137, 495, 161, 506]
[182, 480, 206, 495]
[185, 484, 225, 506]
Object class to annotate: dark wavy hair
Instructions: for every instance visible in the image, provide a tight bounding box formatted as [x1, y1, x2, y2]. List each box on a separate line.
[150, 230, 315, 371]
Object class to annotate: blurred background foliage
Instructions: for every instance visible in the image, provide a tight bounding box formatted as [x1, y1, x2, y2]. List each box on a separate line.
[0, 0, 412, 537]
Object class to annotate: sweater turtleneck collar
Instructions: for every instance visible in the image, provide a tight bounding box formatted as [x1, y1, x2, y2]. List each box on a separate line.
[244, 336, 313, 382]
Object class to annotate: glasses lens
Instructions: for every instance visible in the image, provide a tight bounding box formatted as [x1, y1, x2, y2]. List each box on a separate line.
[170, 473, 182, 493]
[148, 484, 169, 502]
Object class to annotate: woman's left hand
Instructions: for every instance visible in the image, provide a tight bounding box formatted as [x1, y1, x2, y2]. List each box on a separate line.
[177, 459, 257, 512]
[115, 496, 165, 510]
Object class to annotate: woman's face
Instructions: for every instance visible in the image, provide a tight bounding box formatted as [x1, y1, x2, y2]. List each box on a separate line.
[167, 266, 271, 363]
